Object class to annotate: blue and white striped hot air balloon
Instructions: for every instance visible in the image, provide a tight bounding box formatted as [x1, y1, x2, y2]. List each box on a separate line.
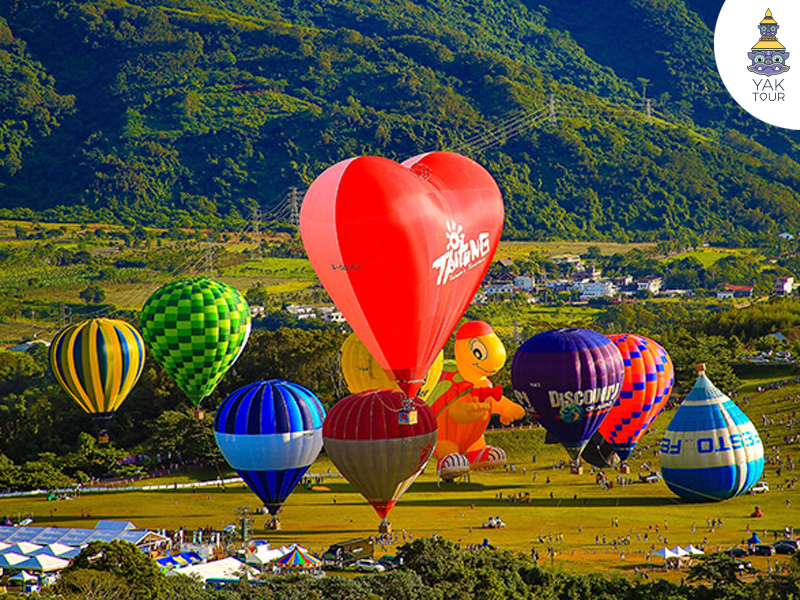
[660, 366, 763, 502]
[214, 380, 326, 515]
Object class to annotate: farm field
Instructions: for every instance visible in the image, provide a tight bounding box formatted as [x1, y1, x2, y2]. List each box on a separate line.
[496, 241, 656, 260]
[1, 369, 797, 581]
[0, 236, 665, 344]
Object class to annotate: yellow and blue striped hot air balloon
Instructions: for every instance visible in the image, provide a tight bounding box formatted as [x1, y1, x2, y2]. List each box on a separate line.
[49, 318, 145, 442]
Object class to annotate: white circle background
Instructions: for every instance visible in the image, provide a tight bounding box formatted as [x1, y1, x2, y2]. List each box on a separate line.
[715, 1, 800, 129]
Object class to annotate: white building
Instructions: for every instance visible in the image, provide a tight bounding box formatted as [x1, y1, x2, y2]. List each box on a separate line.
[613, 275, 634, 287]
[515, 275, 534, 292]
[775, 276, 794, 295]
[317, 306, 346, 323]
[635, 277, 663, 294]
[250, 305, 266, 317]
[572, 266, 602, 283]
[578, 280, 617, 301]
[484, 280, 515, 296]
[286, 304, 316, 319]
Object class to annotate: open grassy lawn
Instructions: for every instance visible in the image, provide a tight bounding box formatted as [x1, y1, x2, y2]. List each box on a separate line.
[0, 435, 789, 582]
[2, 369, 798, 581]
[663, 248, 761, 268]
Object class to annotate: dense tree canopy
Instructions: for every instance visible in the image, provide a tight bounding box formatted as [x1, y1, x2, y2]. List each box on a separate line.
[0, 0, 798, 242]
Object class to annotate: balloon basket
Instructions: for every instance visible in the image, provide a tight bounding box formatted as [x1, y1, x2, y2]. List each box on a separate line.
[193, 407, 205, 420]
[266, 517, 281, 531]
[570, 460, 583, 475]
[378, 521, 392, 534]
[620, 464, 630, 474]
[398, 409, 417, 425]
[97, 432, 110, 444]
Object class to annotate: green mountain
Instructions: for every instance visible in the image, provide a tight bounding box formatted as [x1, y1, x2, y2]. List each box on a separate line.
[0, 0, 799, 241]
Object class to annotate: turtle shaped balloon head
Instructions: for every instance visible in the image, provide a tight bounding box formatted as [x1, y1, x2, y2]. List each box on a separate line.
[453, 321, 507, 385]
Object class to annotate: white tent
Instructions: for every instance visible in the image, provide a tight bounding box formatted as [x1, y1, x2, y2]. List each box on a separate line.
[0, 552, 29, 568]
[651, 547, 679, 560]
[684, 544, 704, 555]
[17, 554, 70, 572]
[168, 557, 258, 583]
[8, 570, 37, 583]
[4, 542, 43, 555]
[31, 543, 80, 558]
[247, 545, 286, 567]
[669, 546, 691, 557]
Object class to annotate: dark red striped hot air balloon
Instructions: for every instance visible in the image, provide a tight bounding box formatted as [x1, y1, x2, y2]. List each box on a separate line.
[597, 334, 674, 460]
[322, 390, 437, 519]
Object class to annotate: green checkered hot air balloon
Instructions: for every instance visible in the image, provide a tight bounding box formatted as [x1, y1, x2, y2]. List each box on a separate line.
[141, 278, 251, 416]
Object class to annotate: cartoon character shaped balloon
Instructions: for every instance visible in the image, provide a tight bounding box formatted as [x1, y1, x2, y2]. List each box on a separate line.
[511, 328, 624, 460]
[300, 152, 503, 401]
[340, 333, 444, 404]
[50, 318, 145, 442]
[141, 277, 251, 416]
[660, 365, 764, 502]
[597, 333, 674, 460]
[428, 321, 525, 478]
[323, 390, 437, 520]
[215, 380, 326, 516]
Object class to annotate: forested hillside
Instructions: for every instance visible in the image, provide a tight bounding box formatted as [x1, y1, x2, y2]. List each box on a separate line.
[0, 0, 799, 241]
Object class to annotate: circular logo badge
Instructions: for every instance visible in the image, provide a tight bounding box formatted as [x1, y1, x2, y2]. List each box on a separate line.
[559, 403, 585, 424]
[715, 1, 799, 129]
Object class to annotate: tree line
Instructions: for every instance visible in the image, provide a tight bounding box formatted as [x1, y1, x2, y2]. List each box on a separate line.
[37, 536, 800, 600]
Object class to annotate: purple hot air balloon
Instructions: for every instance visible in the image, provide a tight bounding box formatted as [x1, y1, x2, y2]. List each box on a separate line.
[511, 328, 624, 459]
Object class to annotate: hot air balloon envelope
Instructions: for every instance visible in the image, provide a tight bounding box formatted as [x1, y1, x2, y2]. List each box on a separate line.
[511, 328, 624, 459]
[214, 380, 326, 514]
[141, 277, 251, 411]
[50, 318, 145, 440]
[323, 390, 437, 519]
[598, 334, 674, 460]
[660, 371, 763, 502]
[340, 333, 444, 404]
[300, 152, 503, 398]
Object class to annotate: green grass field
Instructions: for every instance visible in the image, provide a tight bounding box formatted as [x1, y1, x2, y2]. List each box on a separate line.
[1, 369, 797, 581]
[664, 248, 760, 268]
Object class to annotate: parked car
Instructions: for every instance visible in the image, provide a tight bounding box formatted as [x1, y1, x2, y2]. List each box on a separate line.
[355, 558, 386, 572]
[749, 481, 770, 494]
[725, 547, 749, 558]
[752, 544, 776, 556]
[773, 540, 799, 555]
[378, 555, 403, 570]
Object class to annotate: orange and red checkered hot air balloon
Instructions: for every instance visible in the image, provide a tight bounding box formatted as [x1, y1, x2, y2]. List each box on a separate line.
[597, 333, 674, 460]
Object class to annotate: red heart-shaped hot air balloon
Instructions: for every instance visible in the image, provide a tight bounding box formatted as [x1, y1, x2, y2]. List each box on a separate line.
[300, 152, 504, 398]
[323, 390, 437, 519]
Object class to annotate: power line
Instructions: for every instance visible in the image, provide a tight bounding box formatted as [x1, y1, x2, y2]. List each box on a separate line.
[5, 91, 662, 341]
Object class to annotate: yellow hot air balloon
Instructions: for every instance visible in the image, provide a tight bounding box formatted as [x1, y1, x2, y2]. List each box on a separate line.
[340, 333, 443, 403]
[49, 318, 145, 442]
